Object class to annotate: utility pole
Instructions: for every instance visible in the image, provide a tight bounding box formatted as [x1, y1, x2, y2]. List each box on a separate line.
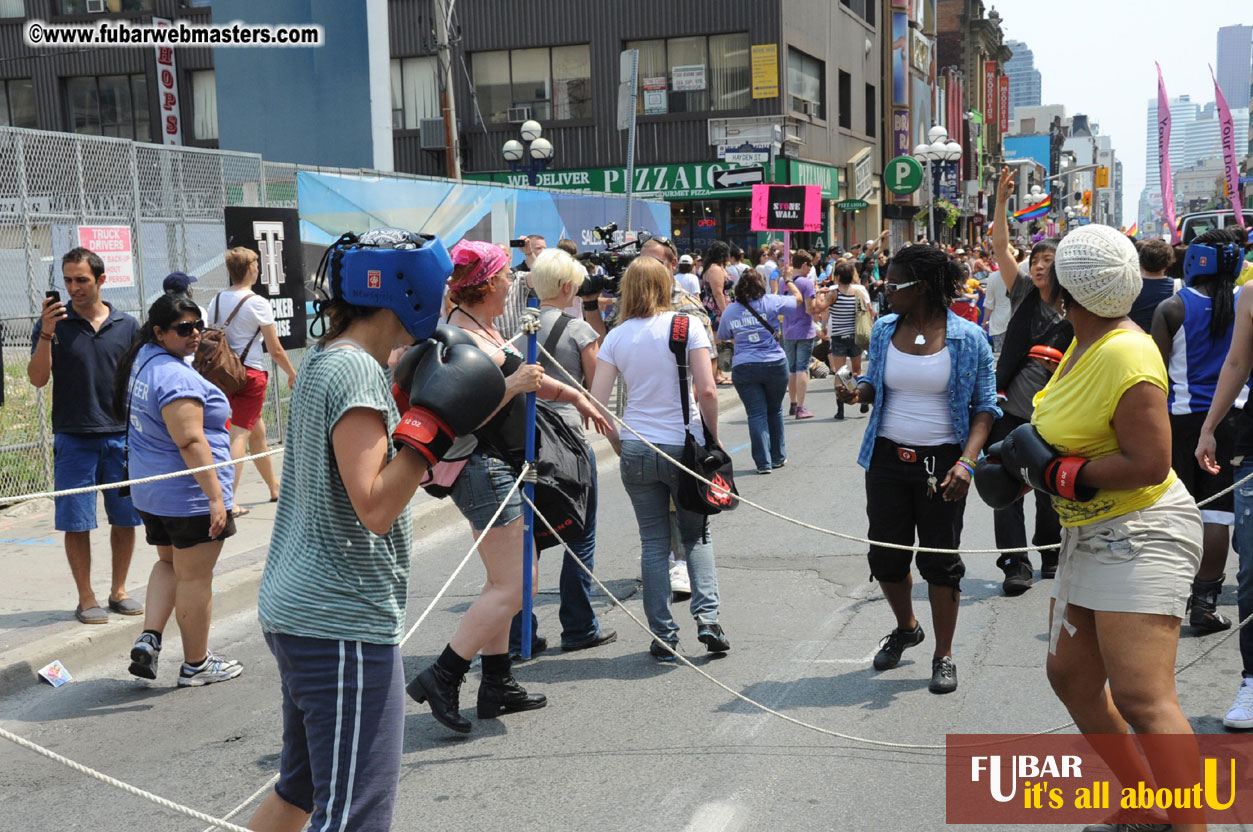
[435, 0, 462, 179]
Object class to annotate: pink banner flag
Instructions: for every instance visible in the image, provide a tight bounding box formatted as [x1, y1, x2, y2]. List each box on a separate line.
[1156, 63, 1180, 245]
[1211, 65, 1248, 230]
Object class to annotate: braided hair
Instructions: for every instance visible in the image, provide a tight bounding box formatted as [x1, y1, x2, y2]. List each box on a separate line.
[887, 245, 965, 311]
[1191, 227, 1246, 340]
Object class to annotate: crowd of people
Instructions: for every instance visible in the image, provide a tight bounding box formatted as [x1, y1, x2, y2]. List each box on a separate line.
[23, 191, 1253, 829]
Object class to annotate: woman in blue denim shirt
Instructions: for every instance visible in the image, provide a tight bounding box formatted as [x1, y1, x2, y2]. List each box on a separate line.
[837, 245, 1000, 694]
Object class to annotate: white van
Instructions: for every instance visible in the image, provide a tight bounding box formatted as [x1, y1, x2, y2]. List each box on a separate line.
[1178, 210, 1253, 244]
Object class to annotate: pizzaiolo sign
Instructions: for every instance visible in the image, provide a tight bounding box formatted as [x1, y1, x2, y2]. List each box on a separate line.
[467, 161, 789, 200]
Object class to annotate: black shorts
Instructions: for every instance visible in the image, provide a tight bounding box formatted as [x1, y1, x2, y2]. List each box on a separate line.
[1170, 410, 1235, 522]
[138, 510, 236, 549]
[865, 438, 966, 589]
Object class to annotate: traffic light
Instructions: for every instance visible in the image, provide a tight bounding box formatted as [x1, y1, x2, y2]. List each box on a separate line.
[1082, 190, 1092, 208]
[1095, 167, 1109, 189]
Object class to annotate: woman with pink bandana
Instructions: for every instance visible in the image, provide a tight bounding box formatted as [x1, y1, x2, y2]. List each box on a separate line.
[407, 239, 609, 735]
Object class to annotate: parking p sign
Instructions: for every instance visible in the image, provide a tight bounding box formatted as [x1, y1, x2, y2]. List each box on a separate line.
[884, 156, 924, 195]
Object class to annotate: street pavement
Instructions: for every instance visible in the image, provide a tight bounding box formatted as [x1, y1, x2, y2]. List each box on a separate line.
[0, 383, 1249, 832]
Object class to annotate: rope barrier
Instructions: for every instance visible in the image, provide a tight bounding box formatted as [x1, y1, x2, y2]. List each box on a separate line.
[0, 726, 251, 831]
[536, 342, 1251, 555]
[522, 492, 1253, 751]
[0, 448, 285, 506]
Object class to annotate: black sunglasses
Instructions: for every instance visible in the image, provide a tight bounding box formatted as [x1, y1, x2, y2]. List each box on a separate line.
[172, 319, 205, 337]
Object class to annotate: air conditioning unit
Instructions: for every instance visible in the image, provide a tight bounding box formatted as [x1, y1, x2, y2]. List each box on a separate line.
[790, 96, 820, 118]
[86, 0, 106, 11]
[507, 106, 532, 124]
[419, 118, 446, 150]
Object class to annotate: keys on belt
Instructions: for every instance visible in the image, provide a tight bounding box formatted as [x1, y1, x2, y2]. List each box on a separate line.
[894, 445, 939, 497]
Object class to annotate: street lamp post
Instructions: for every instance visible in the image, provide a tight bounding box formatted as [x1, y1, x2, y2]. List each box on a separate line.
[913, 124, 963, 243]
[502, 120, 555, 187]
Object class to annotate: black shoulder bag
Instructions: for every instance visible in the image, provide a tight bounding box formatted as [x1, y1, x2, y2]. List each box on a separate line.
[668, 313, 738, 515]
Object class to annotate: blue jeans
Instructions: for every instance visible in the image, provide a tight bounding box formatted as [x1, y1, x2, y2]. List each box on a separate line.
[510, 445, 601, 651]
[619, 440, 720, 643]
[53, 432, 141, 532]
[1234, 460, 1253, 677]
[732, 358, 789, 471]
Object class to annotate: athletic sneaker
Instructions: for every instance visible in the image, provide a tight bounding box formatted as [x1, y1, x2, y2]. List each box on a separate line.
[795, 405, 815, 420]
[178, 653, 243, 687]
[669, 561, 691, 598]
[127, 633, 161, 680]
[1224, 677, 1253, 729]
[872, 623, 925, 671]
[649, 638, 680, 663]
[696, 621, 731, 653]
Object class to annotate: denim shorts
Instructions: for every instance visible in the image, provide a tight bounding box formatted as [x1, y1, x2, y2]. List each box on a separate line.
[782, 337, 814, 373]
[53, 432, 142, 532]
[828, 334, 862, 358]
[449, 452, 524, 530]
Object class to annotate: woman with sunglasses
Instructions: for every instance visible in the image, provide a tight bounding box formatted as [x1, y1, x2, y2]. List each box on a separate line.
[408, 240, 610, 735]
[110, 293, 240, 686]
[836, 245, 999, 694]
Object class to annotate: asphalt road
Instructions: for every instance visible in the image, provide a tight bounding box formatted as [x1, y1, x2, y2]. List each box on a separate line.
[1, 384, 1248, 832]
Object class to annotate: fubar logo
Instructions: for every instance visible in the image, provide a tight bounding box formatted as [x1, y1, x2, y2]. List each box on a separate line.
[367, 270, 382, 289]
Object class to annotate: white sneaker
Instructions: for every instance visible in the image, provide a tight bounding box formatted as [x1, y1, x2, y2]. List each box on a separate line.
[178, 653, 243, 687]
[1224, 677, 1253, 729]
[670, 561, 692, 598]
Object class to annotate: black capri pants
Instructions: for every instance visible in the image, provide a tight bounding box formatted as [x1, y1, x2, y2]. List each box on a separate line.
[865, 438, 966, 589]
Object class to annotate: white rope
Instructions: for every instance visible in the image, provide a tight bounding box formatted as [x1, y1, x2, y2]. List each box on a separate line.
[0, 448, 285, 506]
[523, 493, 1253, 751]
[198, 466, 531, 831]
[538, 342, 1245, 555]
[0, 726, 250, 831]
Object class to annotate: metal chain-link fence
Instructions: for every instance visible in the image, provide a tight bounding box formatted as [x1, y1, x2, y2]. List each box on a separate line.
[0, 126, 303, 500]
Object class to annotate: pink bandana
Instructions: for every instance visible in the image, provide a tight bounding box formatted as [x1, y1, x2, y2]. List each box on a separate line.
[448, 240, 510, 290]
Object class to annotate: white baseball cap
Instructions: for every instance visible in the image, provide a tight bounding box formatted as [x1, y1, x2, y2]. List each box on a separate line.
[678, 254, 694, 265]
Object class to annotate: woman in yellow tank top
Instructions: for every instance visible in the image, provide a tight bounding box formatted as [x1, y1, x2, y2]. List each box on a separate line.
[993, 225, 1206, 832]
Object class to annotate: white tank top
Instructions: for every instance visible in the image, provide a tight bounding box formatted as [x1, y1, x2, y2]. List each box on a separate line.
[878, 343, 959, 446]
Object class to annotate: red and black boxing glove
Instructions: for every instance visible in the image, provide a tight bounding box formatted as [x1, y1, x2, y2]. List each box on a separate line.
[973, 441, 1030, 510]
[1001, 424, 1097, 502]
[391, 327, 506, 466]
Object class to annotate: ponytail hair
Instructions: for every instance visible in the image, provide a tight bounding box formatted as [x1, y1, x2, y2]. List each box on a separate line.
[887, 246, 965, 310]
[111, 293, 201, 420]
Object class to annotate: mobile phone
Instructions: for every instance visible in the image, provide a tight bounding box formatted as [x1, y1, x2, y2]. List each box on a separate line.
[509, 238, 528, 248]
[45, 290, 61, 304]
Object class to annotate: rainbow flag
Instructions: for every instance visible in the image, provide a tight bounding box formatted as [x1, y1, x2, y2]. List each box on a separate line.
[1013, 195, 1051, 222]
[1126, 222, 1138, 237]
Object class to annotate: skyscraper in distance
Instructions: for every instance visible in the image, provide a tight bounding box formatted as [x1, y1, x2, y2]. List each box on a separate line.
[1216, 24, 1252, 105]
[1003, 39, 1042, 122]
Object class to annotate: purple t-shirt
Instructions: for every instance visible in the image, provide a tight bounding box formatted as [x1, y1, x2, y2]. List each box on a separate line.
[778, 276, 816, 340]
[126, 343, 234, 517]
[717, 294, 796, 366]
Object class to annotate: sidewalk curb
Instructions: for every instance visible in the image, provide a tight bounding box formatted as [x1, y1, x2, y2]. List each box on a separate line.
[0, 388, 744, 699]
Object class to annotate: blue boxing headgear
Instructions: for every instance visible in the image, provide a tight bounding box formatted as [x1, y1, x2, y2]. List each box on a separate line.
[314, 228, 452, 340]
[1183, 238, 1243, 287]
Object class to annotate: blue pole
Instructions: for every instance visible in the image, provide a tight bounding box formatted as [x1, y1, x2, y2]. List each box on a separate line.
[520, 297, 539, 660]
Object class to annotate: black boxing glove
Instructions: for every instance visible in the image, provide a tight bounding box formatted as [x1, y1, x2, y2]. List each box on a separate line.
[392, 335, 506, 466]
[391, 325, 479, 414]
[1001, 424, 1097, 502]
[973, 441, 1029, 510]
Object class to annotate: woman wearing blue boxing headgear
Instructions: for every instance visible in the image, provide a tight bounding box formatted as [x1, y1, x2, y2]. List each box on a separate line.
[247, 230, 507, 832]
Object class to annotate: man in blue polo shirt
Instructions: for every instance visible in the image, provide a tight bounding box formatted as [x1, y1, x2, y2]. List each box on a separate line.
[28, 247, 143, 625]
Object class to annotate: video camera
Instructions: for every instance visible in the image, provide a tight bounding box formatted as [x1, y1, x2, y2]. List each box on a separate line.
[576, 222, 645, 297]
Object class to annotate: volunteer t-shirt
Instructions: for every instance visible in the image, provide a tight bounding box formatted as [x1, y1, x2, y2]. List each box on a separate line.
[537, 306, 599, 435]
[1032, 329, 1177, 527]
[599, 311, 710, 446]
[717, 295, 794, 366]
[259, 343, 414, 644]
[778, 276, 816, 341]
[210, 288, 273, 372]
[126, 343, 234, 517]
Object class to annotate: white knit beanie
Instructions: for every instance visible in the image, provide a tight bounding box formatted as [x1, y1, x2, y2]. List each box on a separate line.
[1054, 225, 1143, 318]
